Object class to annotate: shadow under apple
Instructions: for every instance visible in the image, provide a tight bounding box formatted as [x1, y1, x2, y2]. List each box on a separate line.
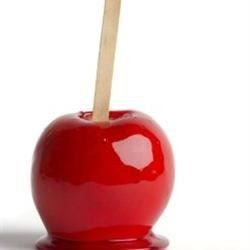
[0, 231, 43, 250]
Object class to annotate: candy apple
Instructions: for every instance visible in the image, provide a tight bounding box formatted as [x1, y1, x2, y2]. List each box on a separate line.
[32, 110, 174, 249]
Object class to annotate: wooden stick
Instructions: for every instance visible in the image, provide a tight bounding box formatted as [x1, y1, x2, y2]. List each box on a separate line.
[92, 0, 121, 122]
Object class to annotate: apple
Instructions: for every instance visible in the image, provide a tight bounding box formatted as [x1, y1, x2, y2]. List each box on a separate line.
[32, 110, 174, 249]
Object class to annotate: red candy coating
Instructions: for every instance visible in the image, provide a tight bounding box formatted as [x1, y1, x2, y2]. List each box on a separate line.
[32, 110, 174, 249]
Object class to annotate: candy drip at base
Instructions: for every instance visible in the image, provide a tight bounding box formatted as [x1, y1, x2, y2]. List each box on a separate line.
[36, 232, 168, 250]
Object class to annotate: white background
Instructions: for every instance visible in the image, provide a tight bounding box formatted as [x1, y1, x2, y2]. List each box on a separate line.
[0, 0, 249, 249]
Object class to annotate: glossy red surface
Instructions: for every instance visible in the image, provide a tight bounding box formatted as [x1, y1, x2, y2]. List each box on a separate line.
[32, 110, 174, 249]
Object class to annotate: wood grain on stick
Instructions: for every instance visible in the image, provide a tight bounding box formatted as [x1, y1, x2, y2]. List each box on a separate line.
[93, 0, 121, 122]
